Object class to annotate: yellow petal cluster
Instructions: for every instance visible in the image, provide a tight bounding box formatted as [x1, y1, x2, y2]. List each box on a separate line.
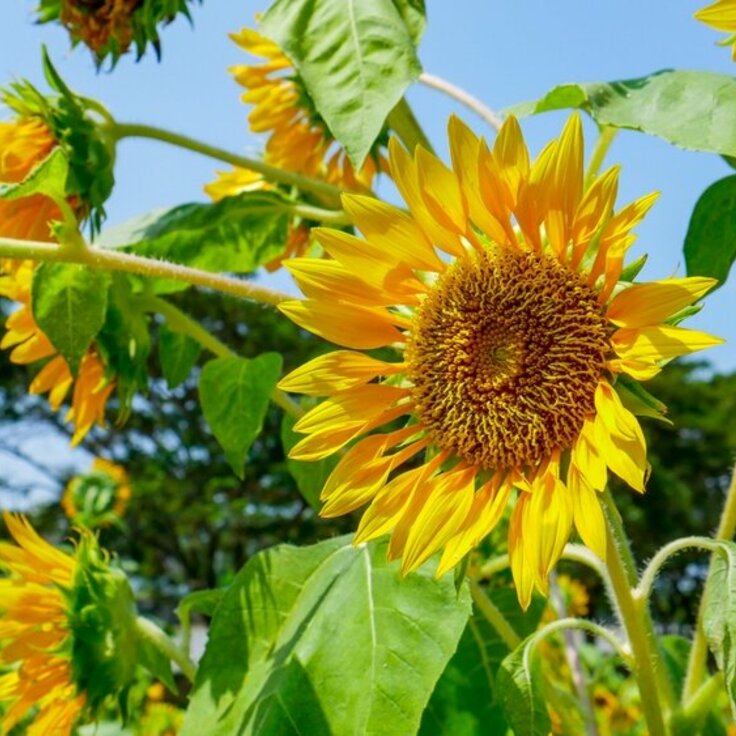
[0, 514, 85, 735]
[695, 0, 736, 59]
[278, 114, 723, 608]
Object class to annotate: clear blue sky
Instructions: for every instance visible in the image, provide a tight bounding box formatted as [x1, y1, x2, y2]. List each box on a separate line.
[1, 0, 735, 371]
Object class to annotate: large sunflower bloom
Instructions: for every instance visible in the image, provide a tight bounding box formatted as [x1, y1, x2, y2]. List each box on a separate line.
[695, 0, 736, 59]
[278, 114, 722, 608]
[206, 26, 389, 202]
[0, 514, 85, 735]
[0, 116, 115, 444]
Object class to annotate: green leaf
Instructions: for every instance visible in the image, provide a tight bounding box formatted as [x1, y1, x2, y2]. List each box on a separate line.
[0, 146, 68, 204]
[159, 325, 202, 389]
[181, 536, 471, 736]
[31, 263, 110, 375]
[684, 175, 736, 287]
[139, 634, 178, 694]
[96, 192, 290, 294]
[280, 413, 339, 512]
[176, 589, 226, 623]
[496, 632, 551, 736]
[392, 0, 426, 44]
[702, 541, 736, 717]
[199, 354, 283, 478]
[261, 0, 422, 167]
[508, 70, 736, 159]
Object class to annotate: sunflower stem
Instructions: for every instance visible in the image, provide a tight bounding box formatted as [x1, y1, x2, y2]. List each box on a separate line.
[418, 72, 503, 132]
[584, 126, 618, 190]
[135, 616, 197, 684]
[601, 490, 672, 736]
[683, 464, 736, 701]
[387, 97, 435, 153]
[673, 672, 724, 732]
[468, 577, 521, 650]
[108, 122, 344, 207]
[0, 236, 293, 306]
[141, 295, 303, 419]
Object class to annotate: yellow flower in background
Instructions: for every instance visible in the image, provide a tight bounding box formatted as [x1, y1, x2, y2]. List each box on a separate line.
[0, 514, 85, 735]
[206, 25, 389, 199]
[0, 113, 115, 445]
[695, 0, 736, 59]
[278, 114, 722, 608]
[62, 459, 132, 527]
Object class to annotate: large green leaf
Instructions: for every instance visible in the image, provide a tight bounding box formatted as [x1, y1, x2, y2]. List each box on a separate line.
[684, 175, 736, 287]
[199, 354, 282, 479]
[392, 0, 427, 44]
[261, 0, 422, 167]
[158, 324, 202, 390]
[508, 70, 736, 158]
[181, 536, 471, 736]
[280, 414, 339, 512]
[702, 541, 736, 717]
[31, 263, 110, 375]
[420, 587, 545, 736]
[96, 192, 289, 294]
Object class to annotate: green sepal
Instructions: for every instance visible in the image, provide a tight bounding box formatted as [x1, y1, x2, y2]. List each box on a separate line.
[619, 254, 648, 283]
[615, 374, 672, 425]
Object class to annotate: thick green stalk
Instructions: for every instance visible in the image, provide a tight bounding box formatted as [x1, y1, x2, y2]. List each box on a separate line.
[110, 122, 344, 207]
[602, 490, 672, 736]
[135, 616, 196, 683]
[673, 673, 724, 732]
[683, 464, 736, 700]
[0, 236, 292, 306]
[387, 97, 435, 153]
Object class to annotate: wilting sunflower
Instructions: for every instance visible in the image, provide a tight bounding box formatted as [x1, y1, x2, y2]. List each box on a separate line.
[207, 25, 389, 203]
[278, 114, 722, 607]
[61, 459, 132, 527]
[0, 114, 115, 445]
[694, 0, 736, 59]
[0, 514, 85, 735]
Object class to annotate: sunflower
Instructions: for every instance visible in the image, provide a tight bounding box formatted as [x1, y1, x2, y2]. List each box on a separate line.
[61, 458, 132, 526]
[206, 25, 389, 207]
[0, 514, 86, 735]
[695, 0, 736, 59]
[278, 114, 722, 608]
[0, 115, 115, 445]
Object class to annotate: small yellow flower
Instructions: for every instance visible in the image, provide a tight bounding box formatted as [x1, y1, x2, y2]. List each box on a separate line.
[278, 114, 723, 608]
[206, 25, 389, 199]
[62, 459, 132, 526]
[0, 114, 115, 445]
[0, 514, 85, 735]
[695, 0, 736, 59]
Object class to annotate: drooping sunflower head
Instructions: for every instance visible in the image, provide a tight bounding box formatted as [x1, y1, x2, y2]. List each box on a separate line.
[207, 24, 389, 198]
[0, 513, 139, 734]
[695, 0, 736, 59]
[278, 113, 723, 608]
[62, 459, 132, 527]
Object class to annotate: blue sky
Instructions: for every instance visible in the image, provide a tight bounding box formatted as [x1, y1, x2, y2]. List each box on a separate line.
[0, 0, 735, 373]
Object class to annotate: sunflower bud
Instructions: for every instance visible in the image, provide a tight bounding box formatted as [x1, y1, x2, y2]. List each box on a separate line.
[62, 459, 132, 528]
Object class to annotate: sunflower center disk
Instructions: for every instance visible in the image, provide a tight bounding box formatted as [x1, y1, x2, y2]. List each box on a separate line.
[406, 248, 609, 470]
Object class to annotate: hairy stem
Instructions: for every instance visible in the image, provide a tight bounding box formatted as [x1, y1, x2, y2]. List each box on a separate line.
[419, 72, 503, 132]
[387, 97, 435, 153]
[109, 122, 344, 207]
[0, 236, 293, 306]
[143, 296, 303, 419]
[602, 490, 672, 736]
[468, 577, 521, 650]
[683, 465, 736, 700]
[135, 616, 197, 683]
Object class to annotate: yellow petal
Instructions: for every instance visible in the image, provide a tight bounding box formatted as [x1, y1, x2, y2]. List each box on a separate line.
[612, 325, 725, 362]
[568, 465, 607, 560]
[694, 1, 736, 29]
[278, 299, 405, 350]
[493, 115, 530, 206]
[607, 277, 717, 328]
[342, 194, 445, 272]
[570, 417, 608, 491]
[571, 165, 619, 266]
[509, 492, 536, 611]
[414, 147, 466, 235]
[278, 350, 403, 396]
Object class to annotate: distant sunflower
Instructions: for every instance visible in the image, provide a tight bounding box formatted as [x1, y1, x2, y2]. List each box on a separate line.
[61, 459, 132, 526]
[278, 114, 722, 607]
[0, 514, 85, 735]
[0, 115, 115, 445]
[695, 0, 736, 59]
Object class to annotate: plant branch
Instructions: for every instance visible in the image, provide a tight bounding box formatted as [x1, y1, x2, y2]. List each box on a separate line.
[109, 122, 343, 207]
[468, 577, 521, 650]
[418, 72, 503, 132]
[584, 126, 618, 190]
[135, 616, 197, 684]
[683, 464, 736, 701]
[0, 236, 293, 307]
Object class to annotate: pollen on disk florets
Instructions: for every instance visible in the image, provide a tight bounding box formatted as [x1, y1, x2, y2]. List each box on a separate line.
[406, 246, 609, 470]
